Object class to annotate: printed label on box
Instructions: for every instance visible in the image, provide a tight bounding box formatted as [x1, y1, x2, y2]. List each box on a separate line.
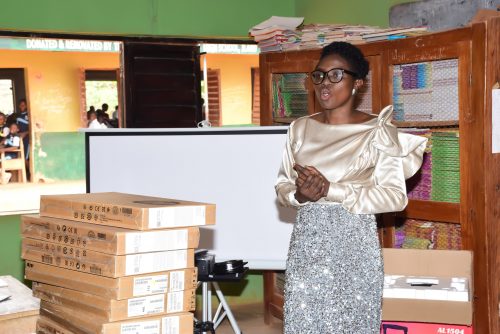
[169, 271, 185, 292]
[121, 320, 160, 334]
[125, 230, 188, 253]
[133, 275, 168, 296]
[127, 294, 165, 317]
[381, 321, 473, 334]
[162, 315, 180, 334]
[166, 291, 184, 313]
[125, 250, 188, 275]
[149, 206, 206, 228]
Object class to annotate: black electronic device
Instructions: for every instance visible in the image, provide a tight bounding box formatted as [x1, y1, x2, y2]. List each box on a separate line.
[195, 250, 215, 276]
[213, 260, 248, 275]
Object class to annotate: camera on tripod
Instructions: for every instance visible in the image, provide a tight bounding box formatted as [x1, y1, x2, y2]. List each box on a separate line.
[195, 249, 248, 278]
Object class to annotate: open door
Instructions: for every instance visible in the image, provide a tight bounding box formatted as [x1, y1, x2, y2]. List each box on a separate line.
[123, 43, 202, 128]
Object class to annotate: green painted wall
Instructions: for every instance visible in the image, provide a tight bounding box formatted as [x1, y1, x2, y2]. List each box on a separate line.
[0, 215, 24, 282]
[295, 0, 416, 27]
[0, 0, 414, 303]
[0, 0, 295, 38]
[34, 132, 85, 181]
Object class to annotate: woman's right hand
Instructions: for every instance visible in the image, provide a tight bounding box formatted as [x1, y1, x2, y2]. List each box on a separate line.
[293, 164, 327, 203]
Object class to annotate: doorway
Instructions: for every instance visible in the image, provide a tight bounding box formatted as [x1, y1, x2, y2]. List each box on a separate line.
[0, 69, 27, 117]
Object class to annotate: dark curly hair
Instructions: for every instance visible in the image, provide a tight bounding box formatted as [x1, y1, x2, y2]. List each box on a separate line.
[319, 42, 369, 80]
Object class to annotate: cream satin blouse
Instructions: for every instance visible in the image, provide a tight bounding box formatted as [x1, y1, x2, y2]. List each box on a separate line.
[275, 105, 428, 214]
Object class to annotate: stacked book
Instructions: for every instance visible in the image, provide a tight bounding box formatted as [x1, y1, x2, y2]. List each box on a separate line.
[360, 26, 428, 42]
[249, 16, 303, 53]
[431, 131, 460, 203]
[250, 16, 428, 53]
[297, 24, 379, 49]
[22, 192, 215, 334]
[401, 128, 433, 201]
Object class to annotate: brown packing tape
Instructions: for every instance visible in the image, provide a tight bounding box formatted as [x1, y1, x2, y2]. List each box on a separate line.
[21, 214, 200, 255]
[21, 237, 195, 277]
[40, 300, 194, 334]
[40, 192, 216, 230]
[25, 261, 197, 300]
[33, 282, 196, 322]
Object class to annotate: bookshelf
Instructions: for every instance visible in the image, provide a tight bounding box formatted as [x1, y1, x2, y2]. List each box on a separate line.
[259, 17, 500, 334]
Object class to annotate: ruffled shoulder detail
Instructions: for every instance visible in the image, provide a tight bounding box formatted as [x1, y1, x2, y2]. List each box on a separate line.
[372, 105, 428, 179]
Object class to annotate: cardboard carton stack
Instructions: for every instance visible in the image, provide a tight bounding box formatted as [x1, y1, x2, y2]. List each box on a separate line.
[21, 192, 216, 334]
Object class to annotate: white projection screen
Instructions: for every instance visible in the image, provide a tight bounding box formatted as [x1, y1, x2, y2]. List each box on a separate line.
[85, 127, 295, 270]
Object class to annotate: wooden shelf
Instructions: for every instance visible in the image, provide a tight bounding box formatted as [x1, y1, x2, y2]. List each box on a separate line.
[393, 199, 460, 223]
[273, 117, 297, 124]
[393, 120, 459, 128]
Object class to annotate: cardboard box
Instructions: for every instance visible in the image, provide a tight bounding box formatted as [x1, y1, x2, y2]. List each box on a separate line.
[40, 192, 215, 230]
[382, 248, 473, 325]
[21, 214, 200, 255]
[40, 300, 193, 334]
[25, 261, 197, 300]
[37, 316, 76, 334]
[33, 282, 195, 322]
[381, 321, 473, 334]
[22, 238, 194, 277]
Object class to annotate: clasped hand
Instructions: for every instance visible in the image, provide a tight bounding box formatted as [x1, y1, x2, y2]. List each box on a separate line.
[293, 164, 329, 203]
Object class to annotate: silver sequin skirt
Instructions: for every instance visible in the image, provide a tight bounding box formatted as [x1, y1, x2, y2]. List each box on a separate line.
[284, 203, 383, 334]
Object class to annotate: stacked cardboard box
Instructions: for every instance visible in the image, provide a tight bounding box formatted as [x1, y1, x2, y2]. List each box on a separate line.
[382, 248, 473, 331]
[22, 192, 216, 334]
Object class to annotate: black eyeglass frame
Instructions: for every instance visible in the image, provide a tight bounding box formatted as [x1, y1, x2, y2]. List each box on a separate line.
[310, 68, 359, 85]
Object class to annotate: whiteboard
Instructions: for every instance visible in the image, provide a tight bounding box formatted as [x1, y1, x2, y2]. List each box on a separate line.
[85, 127, 295, 270]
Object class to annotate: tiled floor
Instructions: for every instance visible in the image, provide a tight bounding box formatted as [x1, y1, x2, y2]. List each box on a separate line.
[195, 303, 283, 334]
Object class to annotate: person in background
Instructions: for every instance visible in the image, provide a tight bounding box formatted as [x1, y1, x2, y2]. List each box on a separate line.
[8, 99, 30, 180]
[275, 42, 427, 333]
[102, 103, 109, 117]
[1, 123, 21, 159]
[0, 112, 9, 139]
[112, 105, 118, 120]
[0, 122, 21, 184]
[87, 110, 103, 129]
[97, 109, 112, 128]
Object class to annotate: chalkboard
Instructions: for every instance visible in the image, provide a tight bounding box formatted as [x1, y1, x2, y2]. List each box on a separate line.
[85, 127, 295, 270]
[390, 0, 500, 31]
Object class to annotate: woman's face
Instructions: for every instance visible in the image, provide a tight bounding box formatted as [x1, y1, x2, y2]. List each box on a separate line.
[0, 115, 5, 125]
[312, 54, 359, 111]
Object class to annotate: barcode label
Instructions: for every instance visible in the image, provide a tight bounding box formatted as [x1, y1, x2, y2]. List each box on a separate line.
[148, 206, 206, 229]
[125, 250, 188, 275]
[127, 294, 165, 317]
[133, 275, 168, 296]
[166, 291, 183, 313]
[125, 230, 189, 253]
[121, 320, 160, 334]
[162, 315, 180, 334]
[169, 271, 185, 292]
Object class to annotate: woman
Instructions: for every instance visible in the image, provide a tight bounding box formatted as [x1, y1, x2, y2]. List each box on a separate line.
[275, 42, 427, 333]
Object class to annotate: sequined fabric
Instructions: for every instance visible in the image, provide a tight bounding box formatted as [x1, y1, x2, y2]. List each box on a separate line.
[284, 203, 383, 334]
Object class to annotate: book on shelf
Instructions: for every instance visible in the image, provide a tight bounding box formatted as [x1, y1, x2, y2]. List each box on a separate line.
[361, 26, 428, 39]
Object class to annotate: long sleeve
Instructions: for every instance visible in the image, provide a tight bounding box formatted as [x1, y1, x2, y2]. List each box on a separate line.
[275, 123, 302, 208]
[325, 152, 409, 214]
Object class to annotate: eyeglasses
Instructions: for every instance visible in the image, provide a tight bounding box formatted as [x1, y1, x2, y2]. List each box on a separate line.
[310, 68, 358, 85]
